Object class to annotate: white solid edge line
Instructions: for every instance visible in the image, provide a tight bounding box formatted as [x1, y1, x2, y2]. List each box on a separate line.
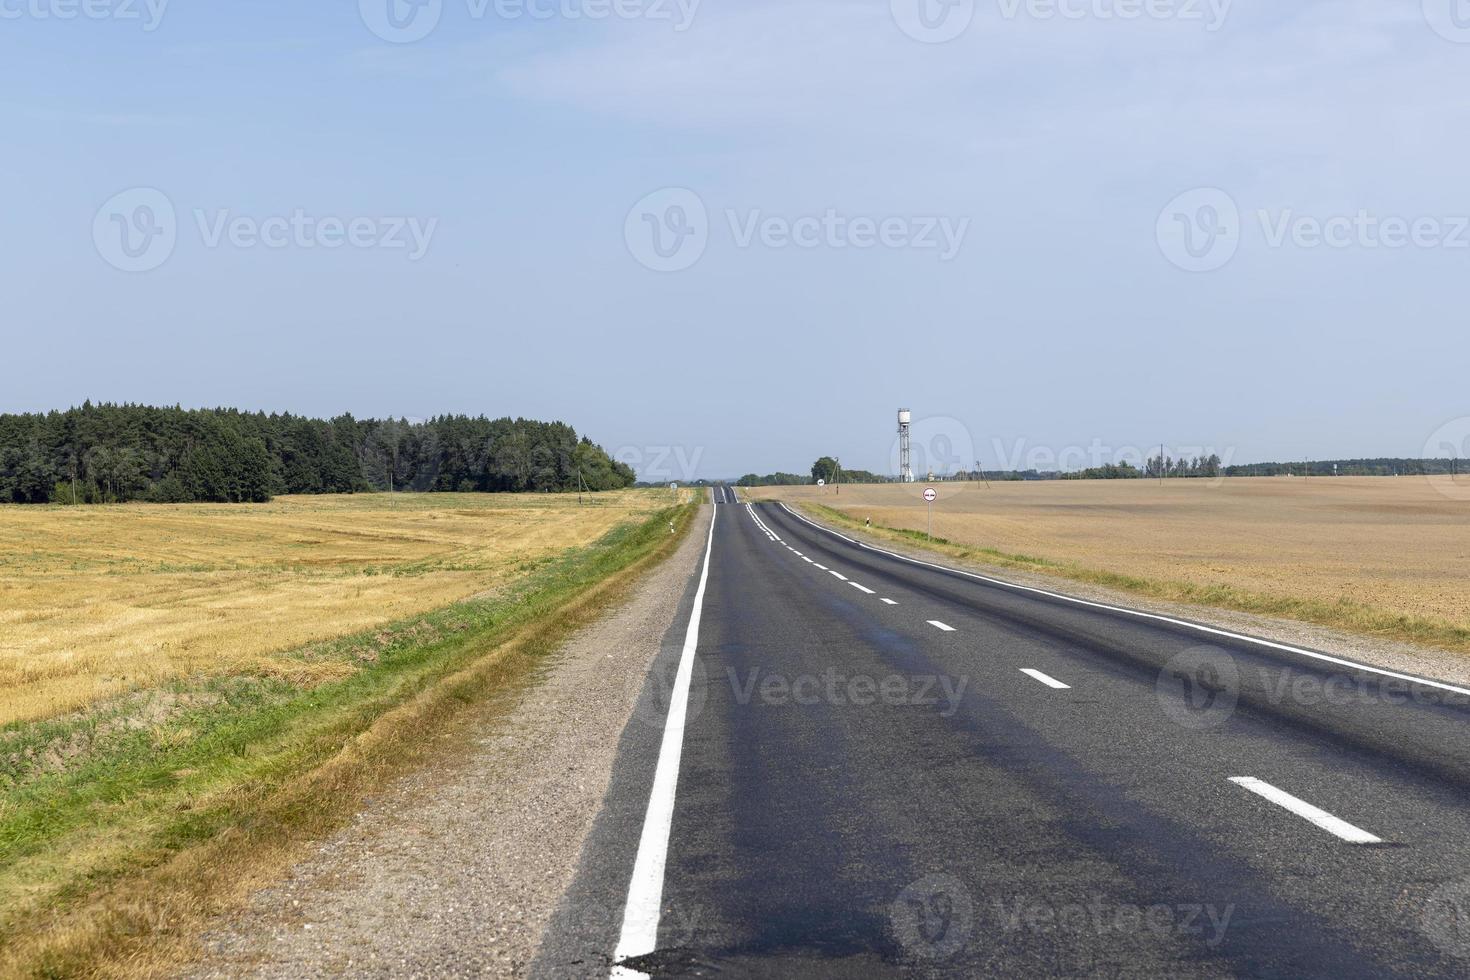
[880, 598, 898, 605]
[928, 620, 956, 632]
[611, 507, 718, 976]
[777, 503, 1470, 698]
[1021, 668, 1071, 690]
[1229, 777, 1383, 844]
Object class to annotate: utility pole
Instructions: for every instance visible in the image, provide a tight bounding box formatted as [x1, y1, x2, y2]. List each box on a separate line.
[388, 433, 396, 497]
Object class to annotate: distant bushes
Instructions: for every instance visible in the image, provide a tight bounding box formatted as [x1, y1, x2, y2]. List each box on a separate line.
[0, 403, 635, 504]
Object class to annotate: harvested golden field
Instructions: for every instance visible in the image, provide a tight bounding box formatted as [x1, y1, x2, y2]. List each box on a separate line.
[748, 477, 1470, 651]
[0, 491, 669, 725]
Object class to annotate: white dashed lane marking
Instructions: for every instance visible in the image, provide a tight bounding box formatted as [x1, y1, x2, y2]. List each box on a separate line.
[1229, 777, 1383, 845]
[1020, 669, 1070, 690]
[928, 621, 956, 633]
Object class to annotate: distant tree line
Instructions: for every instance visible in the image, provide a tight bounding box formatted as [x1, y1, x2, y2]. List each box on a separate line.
[734, 472, 812, 487]
[1225, 458, 1466, 477]
[1060, 455, 1224, 480]
[0, 403, 635, 505]
[735, 457, 889, 487]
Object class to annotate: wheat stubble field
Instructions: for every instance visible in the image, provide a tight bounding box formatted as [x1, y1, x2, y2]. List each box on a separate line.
[0, 488, 693, 977]
[0, 491, 664, 726]
[748, 477, 1470, 653]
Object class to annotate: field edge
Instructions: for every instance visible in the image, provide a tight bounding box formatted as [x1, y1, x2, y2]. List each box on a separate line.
[0, 498, 703, 980]
[793, 501, 1470, 658]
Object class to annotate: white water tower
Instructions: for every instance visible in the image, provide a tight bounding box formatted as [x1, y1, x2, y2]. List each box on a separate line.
[898, 408, 914, 483]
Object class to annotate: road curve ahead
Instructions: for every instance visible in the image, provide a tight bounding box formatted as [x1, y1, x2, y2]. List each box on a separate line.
[535, 491, 1470, 978]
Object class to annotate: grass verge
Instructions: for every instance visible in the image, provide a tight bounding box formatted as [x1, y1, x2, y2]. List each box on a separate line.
[0, 499, 700, 979]
[799, 503, 1470, 655]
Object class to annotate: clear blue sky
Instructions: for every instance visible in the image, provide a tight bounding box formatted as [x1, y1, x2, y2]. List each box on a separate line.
[4, 0, 1467, 480]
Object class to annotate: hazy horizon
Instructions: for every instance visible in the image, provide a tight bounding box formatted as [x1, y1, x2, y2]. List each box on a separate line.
[5, 1, 1469, 481]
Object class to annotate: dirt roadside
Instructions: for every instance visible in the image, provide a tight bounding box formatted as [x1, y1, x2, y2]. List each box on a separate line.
[181, 504, 712, 979]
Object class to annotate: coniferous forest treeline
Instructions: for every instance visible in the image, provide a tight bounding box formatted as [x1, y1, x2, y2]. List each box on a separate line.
[0, 403, 637, 504]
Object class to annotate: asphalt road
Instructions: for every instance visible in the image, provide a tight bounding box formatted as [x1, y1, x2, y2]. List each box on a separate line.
[534, 490, 1470, 978]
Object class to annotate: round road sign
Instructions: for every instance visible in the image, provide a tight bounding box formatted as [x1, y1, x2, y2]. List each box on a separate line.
[817, 479, 826, 487]
[923, 487, 938, 503]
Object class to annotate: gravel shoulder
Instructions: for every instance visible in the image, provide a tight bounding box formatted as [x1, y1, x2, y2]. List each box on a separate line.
[791, 503, 1470, 689]
[181, 505, 712, 979]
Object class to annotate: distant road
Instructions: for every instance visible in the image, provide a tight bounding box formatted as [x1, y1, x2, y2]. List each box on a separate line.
[536, 488, 1470, 977]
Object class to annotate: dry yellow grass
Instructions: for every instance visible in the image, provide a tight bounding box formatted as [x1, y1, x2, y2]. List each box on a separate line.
[0, 491, 670, 725]
[748, 477, 1470, 647]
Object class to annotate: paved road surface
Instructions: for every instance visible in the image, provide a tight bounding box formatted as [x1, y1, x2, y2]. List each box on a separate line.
[535, 490, 1470, 977]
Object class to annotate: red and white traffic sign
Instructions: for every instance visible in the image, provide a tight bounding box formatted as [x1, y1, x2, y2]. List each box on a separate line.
[923, 487, 937, 502]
